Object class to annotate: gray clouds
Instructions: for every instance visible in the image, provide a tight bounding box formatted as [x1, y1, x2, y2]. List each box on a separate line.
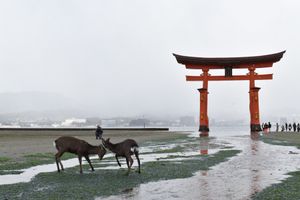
[0, 0, 299, 120]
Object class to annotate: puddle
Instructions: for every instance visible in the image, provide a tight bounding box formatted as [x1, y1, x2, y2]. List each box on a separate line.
[0, 157, 81, 185]
[100, 134, 300, 200]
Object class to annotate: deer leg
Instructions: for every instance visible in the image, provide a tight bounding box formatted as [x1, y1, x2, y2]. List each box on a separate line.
[78, 155, 83, 174]
[57, 152, 65, 171]
[58, 158, 64, 171]
[128, 156, 133, 168]
[125, 157, 130, 169]
[115, 155, 121, 167]
[55, 157, 60, 172]
[125, 156, 131, 175]
[125, 154, 133, 174]
[134, 150, 141, 173]
[85, 156, 94, 171]
[55, 151, 64, 172]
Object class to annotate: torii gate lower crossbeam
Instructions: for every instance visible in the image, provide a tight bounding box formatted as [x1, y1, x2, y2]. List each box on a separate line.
[173, 51, 285, 136]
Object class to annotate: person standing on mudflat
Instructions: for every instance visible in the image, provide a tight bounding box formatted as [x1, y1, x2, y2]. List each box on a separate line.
[293, 122, 297, 132]
[95, 125, 103, 140]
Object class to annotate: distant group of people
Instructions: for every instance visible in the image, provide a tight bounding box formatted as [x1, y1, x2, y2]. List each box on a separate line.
[262, 122, 272, 132]
[278, 122, 300, 132]
[262, 122, 300, 132]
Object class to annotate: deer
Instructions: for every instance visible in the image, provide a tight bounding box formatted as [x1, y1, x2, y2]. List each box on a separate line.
[102, 138, 141, 174]
[54, 136, 106, 174]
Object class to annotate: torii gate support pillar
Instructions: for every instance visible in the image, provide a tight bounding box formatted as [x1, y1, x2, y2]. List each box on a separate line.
[198, 88, 209, 136]
[249, 87, 262, 132]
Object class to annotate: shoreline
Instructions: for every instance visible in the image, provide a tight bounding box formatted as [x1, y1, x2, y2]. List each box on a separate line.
[0, 127, 169, 131]
[0, 129, 185, 159]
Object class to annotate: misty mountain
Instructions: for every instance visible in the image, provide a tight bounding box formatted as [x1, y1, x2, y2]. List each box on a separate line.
[0, 92, 81, 119]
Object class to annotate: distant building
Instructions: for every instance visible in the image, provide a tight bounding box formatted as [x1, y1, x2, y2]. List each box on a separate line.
[179, 116, 196, 127]
[86, 117, 102, 126]
[100, 118, 131, 127]
[61, 118, 87, 127]
[101, 119, 117, 127]
[129, 119, 150, 127]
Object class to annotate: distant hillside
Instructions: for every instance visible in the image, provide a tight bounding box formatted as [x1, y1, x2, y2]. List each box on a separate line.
[0, 92, 84, 120]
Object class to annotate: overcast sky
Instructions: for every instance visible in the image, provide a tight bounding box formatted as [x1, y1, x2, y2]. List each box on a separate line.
[0, 0, 299, 120]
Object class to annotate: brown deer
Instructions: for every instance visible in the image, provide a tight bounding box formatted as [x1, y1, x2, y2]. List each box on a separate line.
[54, 136, 106, 174]
[102, 138, 141, 173]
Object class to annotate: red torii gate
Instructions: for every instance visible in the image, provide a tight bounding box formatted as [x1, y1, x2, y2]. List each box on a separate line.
[173, 51, 285, 136]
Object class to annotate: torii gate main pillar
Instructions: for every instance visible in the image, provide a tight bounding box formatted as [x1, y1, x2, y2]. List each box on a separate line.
[249, 87, 262, 131]
[198, 88, 209, 133]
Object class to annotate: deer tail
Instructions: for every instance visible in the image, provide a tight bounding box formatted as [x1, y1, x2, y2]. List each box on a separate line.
[131, 146, 139, 153]
[132, 145, 141, 173]
[53, 140, 57, 149]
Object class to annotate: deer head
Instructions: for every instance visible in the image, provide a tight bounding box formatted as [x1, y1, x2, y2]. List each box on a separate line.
[101, 138, 111, 148]
[97, 145, 106, 160]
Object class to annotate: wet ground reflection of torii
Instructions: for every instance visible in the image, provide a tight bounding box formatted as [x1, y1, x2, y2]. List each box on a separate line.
[199, 133, 209, 155]
[250, 132, 262, 196]
[198, 135, 210, 199]
[197, 132, 263, 199]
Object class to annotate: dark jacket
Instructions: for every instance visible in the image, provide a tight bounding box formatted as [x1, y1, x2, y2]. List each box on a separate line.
[95, 127, 103, 136]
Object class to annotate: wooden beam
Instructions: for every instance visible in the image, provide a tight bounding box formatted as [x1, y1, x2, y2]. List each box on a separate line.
[186, 74, 273, 81]
[185, 62, 274, 70]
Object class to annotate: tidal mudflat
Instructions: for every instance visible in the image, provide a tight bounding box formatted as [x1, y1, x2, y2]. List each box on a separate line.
[102, 132, 300, 200]
[1, 129, 299, 199]
[0, 130, 237, 199]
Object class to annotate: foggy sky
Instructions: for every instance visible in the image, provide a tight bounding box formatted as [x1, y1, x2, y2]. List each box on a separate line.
[0, 0, 299, 120]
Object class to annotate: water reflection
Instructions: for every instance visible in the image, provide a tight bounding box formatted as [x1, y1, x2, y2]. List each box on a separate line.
[250, 132, 261, 195]
[197, 171, 210, 199]
[250, 132, 260, 140]
[200, 137, 209, 155]
[101, 132, 300, 200]
[199, 131, 209, 137]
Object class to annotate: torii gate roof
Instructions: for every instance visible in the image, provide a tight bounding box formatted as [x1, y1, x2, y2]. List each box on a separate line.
[173, 51, 285, 69]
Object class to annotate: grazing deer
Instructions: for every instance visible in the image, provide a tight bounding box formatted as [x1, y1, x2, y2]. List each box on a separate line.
[54, 136, 106, 174]
[102, 138, 141, 173]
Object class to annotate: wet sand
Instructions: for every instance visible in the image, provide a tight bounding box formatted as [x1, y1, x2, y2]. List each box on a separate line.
[102, 134, 300, 200]
[264, 132, 300, 145]
[2, 129, 300, 199]
[0, 130, 182, 160]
